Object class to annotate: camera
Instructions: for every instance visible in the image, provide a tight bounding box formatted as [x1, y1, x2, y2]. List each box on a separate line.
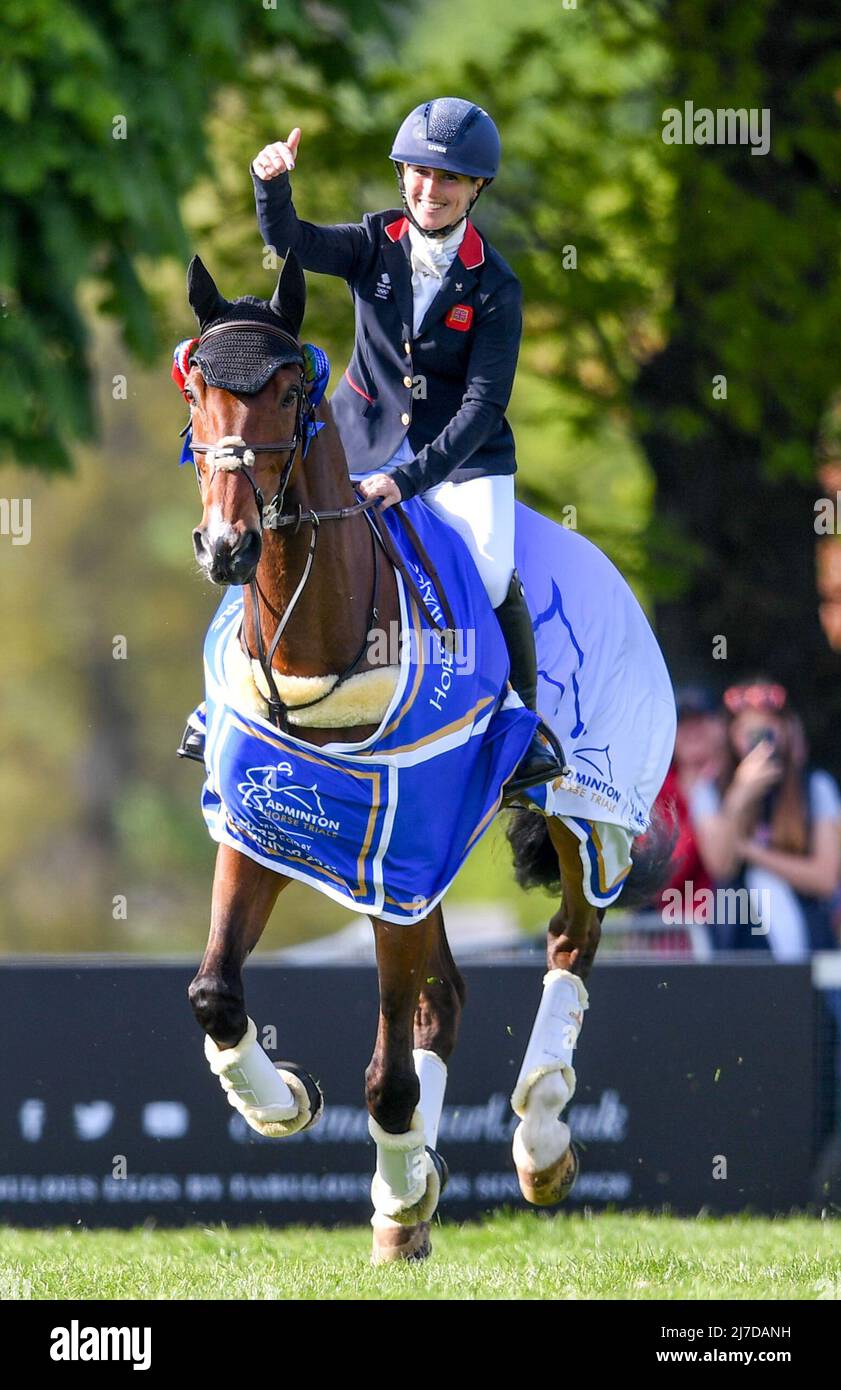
[747, 726, 781, 762]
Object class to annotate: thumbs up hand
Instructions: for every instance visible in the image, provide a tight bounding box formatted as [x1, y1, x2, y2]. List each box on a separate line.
[252, 128, 301, 180]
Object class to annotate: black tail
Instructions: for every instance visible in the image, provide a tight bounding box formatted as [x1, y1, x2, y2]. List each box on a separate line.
[505, 801, 679, 911]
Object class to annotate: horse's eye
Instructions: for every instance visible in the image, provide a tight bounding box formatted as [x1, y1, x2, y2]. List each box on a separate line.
[183, 388, 196, 405]
[282, 387, 300, 408]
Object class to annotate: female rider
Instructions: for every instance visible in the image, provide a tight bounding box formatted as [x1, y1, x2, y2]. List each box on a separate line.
[249, 97, 562, 793]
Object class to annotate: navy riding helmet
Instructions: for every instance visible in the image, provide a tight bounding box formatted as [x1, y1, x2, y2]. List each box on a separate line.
[390, 98, 501, 238]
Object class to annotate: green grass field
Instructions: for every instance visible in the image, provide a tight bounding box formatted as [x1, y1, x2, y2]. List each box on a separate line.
[2, 1213, 841, 1300]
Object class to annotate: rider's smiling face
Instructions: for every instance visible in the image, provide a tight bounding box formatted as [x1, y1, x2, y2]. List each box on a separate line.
[402, 163, 482, 231]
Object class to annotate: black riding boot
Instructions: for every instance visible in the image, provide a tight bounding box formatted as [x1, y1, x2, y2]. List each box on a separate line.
[494, 570, 566, 797]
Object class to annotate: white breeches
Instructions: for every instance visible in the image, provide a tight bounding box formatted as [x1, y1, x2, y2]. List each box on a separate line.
[423, 474, 516, 608]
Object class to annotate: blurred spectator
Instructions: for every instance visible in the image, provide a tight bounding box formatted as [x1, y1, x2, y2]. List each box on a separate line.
[649, 686, 728, 935]
[690, 678, 841, 959]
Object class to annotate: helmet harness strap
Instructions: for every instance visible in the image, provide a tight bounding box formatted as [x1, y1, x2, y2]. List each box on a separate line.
[394, 163, 491, 240]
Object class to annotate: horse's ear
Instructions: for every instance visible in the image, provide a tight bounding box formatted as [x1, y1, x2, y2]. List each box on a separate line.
[187, 255, 229, 328]
[270, 250, 306, 338]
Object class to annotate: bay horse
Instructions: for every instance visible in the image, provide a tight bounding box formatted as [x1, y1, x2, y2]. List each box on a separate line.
[178, 252, 676, 1263]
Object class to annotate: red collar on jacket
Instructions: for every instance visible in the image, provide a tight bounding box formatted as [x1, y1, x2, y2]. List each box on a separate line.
[384, 215, 485, 270]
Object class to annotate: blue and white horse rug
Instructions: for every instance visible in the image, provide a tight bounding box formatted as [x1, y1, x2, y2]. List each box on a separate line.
[191, 498, 676, 923]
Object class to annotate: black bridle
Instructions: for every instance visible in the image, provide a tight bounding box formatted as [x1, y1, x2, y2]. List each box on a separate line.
[184, 316, 457, 732]
[185, 318, 384, 729]
[189, 319, 313, 532]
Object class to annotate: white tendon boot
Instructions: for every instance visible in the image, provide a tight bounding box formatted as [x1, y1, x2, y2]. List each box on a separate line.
[369, 1109, 444, 1224]
[413, 1048, 448, 1149]
[204, 1018, 321, 1138]
[370, 1051, 449, 1265]
[510, 969, 589, 1205]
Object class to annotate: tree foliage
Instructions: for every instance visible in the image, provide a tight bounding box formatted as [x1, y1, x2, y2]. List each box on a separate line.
[631, 0, 841, 767]
[0, 0, 390, 470]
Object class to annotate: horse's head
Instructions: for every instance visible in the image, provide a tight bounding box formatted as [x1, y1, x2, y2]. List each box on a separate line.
[182, 253, 308, 585]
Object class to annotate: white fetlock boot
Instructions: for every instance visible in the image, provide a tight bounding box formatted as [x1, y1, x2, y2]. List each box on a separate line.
[204, 1018, 323, 1138]
[369, 1108, 449, 1266]
[369, 1051, 450, 1265]
[511, 969, 588, 1205]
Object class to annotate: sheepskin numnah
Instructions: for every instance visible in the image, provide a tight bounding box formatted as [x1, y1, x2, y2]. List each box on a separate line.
[222, 630, 399, 727]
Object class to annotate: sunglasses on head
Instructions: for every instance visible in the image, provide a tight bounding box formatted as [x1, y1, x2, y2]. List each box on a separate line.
[723, 682, 788, 714]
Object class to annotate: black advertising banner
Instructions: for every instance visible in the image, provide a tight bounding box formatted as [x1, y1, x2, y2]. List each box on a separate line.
[0, 960, 817, 1226]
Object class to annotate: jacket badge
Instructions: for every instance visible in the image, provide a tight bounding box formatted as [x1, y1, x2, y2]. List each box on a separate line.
[445, 303, 473, 332]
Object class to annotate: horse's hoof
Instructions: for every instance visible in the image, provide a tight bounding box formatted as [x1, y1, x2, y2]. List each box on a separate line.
[371, 1218, 432, 1265]
[515, 1141, 579, 1207]
[274, 1061, 324, 1133]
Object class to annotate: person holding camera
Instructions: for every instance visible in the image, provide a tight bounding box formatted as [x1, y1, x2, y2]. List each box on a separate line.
[689, 679, 841, 958]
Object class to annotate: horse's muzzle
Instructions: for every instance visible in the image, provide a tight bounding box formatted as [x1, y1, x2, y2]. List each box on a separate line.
[193, 526, 262, 585]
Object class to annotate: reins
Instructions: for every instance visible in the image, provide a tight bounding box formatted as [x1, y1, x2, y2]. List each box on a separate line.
[243, 502, 457, 732]
[245, 507, 381, 729]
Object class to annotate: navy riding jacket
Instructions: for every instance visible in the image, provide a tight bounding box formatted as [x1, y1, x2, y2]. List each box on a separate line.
[251, 168, 522, 500]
